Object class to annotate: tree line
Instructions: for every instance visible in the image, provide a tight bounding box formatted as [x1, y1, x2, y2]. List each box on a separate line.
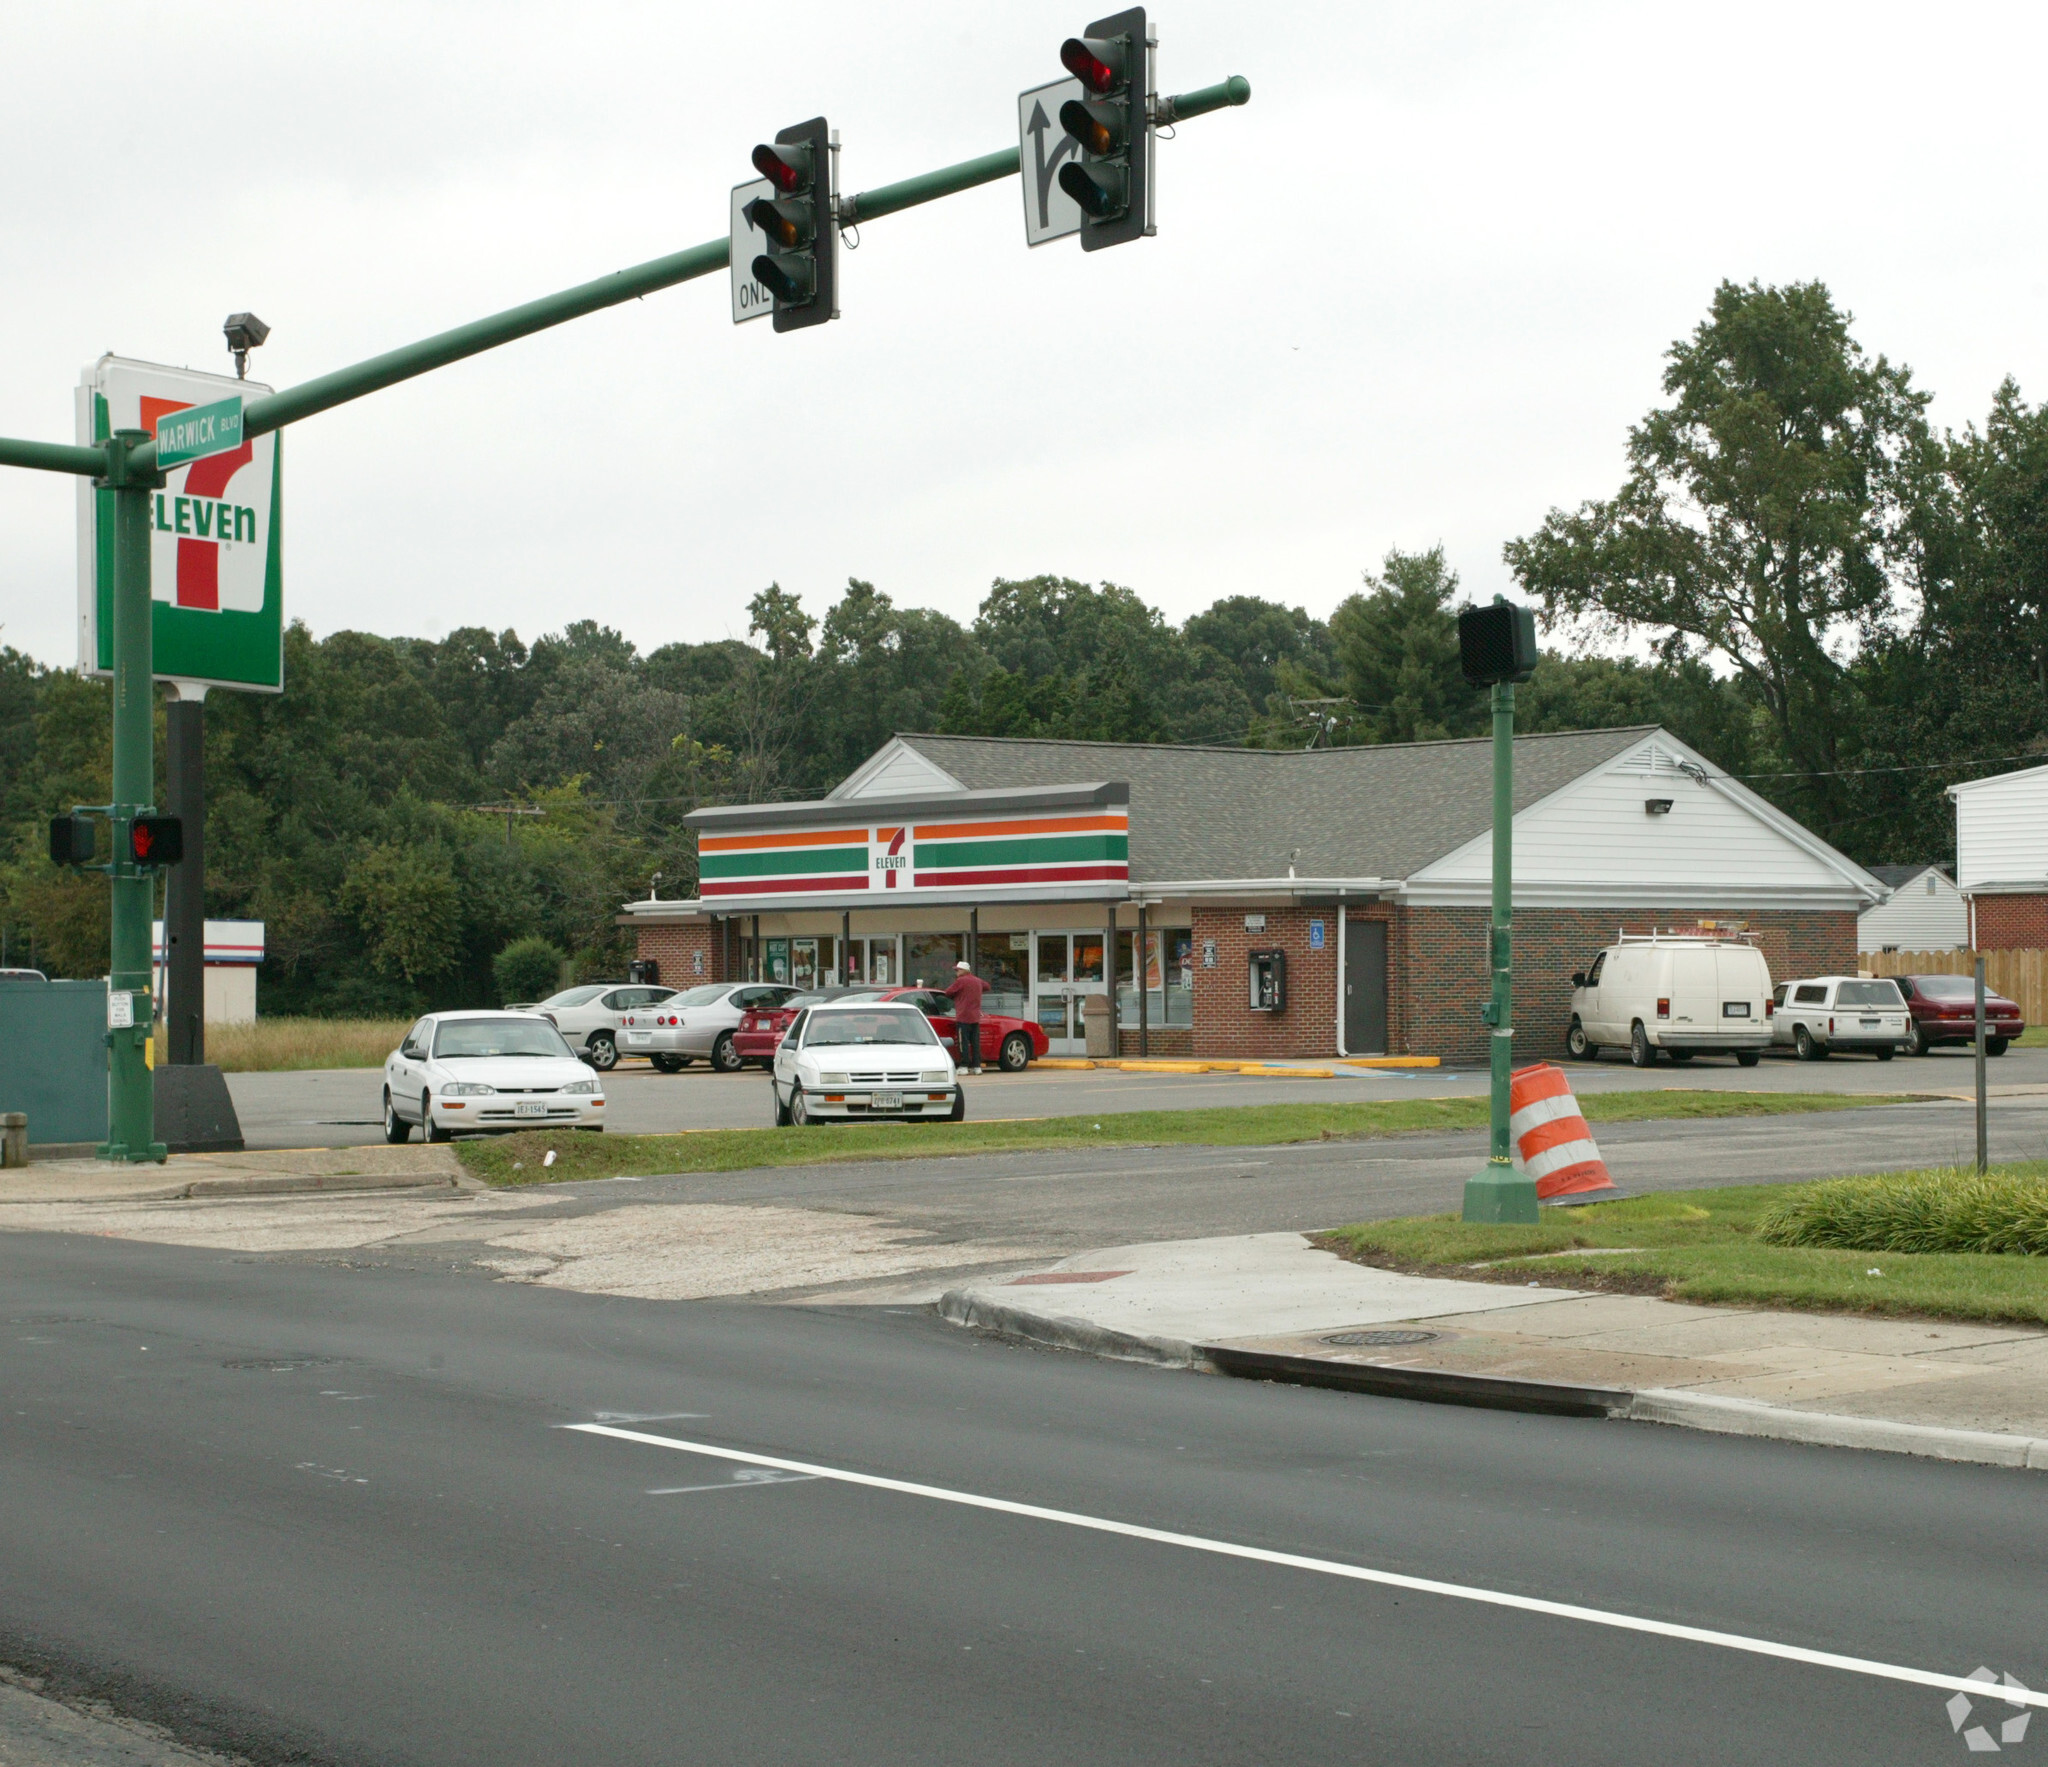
[2, 278, 2043, 1013]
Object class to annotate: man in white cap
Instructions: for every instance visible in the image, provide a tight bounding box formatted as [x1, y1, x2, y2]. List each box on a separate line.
[942, 959, 990, 1075]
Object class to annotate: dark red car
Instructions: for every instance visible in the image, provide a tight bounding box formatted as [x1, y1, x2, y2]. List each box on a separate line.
[1895, 973, 2025, 1056]
[733, 984, 1051, 1071]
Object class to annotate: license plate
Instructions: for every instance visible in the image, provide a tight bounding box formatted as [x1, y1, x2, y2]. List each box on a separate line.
[516, 1099, 547, 1117]
[626, 1032, 650, 1044]
[870, 1091, 902, 1111]
[1861, 1017, 1880, 1027]
[1723, 1002, 1750, 1018]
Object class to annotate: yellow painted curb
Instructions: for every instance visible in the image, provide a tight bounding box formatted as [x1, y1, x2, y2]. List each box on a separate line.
[1033, 1057, 1098, 1070]
[1232, 1064, 1336, 1079]
[1340, 1056, 1441, 1069]
[1110, 1060, 1213, 1074]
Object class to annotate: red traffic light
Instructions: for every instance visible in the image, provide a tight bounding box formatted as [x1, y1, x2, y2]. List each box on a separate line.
[1060, 35, 1123, 94]
[128, 814, 184, 866]
[751, 141, 809, 194]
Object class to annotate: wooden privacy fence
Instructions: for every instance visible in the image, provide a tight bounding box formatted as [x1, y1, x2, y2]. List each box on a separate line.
[1859, 949, 2048, 1023]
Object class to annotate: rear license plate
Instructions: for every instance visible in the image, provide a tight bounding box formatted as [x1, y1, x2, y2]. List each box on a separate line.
[1723, 1002, 1750, 1018]
[516, 1099, 547, 1117]
[1861, 1017, 1881, 1027]
[870, 1091, 902, 1111]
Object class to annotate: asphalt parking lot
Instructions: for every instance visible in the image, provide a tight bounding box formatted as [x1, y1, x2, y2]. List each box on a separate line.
[222, 1042, 2048, 1150]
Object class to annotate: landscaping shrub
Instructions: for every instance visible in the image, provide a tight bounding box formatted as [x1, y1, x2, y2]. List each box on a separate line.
[1758, 1168, 2048, 1256]
[494, 936, 565, 1006]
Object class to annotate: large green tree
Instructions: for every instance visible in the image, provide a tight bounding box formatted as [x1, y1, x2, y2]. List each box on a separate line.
[1328, 547, 1486, 745]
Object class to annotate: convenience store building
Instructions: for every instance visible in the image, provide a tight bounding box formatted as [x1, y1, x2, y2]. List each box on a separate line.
[621, 728, 1885, 1062]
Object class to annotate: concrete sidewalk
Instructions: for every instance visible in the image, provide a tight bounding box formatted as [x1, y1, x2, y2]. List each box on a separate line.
[0, 1144, 468, 1204]
[940, 1233, 2048, 1471]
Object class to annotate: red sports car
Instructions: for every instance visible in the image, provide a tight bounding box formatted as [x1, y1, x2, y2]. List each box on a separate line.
[732, 984, 1051, 1071]
[1894, 973, 2026, 1056]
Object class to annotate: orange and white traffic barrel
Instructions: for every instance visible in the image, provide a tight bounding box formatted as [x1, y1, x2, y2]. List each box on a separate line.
[1509, 1063, 1618, 1202]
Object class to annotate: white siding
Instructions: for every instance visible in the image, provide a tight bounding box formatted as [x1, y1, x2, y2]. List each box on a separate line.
[1950, 765, 2048, 890]
[828, 739, 964, 801]
[1408, 735, 1872, 907]
[1858, 870, 1969, 951]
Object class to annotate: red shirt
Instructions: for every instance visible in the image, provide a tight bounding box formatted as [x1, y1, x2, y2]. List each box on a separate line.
[942, 973, 990, 1023]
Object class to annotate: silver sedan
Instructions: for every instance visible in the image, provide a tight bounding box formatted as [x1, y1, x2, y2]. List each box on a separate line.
[619, 981, 801, 1073]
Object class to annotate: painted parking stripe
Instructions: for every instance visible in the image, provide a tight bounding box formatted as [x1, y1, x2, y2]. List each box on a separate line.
[566, 1423, 2043, 1710]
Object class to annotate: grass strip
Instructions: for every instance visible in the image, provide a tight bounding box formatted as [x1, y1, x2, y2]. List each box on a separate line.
[1319, 1165, 2048, 1325]
[457, 1088, 1922, 1188]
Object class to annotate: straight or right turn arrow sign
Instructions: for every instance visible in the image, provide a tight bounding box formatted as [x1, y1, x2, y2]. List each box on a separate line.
[1018, 79, 1084, 245]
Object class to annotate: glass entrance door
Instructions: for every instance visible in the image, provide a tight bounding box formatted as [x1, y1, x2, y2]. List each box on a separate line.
[1033, 932, 1105, 1055]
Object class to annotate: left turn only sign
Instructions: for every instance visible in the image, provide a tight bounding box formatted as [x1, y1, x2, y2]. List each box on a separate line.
[153, 394, 243, 469]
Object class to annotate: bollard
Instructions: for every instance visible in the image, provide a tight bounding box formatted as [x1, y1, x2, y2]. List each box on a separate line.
[0, 1112, 26, 1169]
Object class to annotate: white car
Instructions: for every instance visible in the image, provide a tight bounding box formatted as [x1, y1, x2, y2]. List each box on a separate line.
[530, 982, 674, 1071]
[383, 1010, 606, 1142]
[1567, 933, 1773, 1067]
[620, 981, 802, 1074]
[1770, 976, 1909, 1061]
[769, 1000, 962, 1127]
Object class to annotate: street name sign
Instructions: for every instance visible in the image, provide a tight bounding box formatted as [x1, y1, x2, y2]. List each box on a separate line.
[75, 356, 284, 693]
[152, 394, 243, 470]
[1018, 79, 1086, 246]
[730, 178, 775, 323]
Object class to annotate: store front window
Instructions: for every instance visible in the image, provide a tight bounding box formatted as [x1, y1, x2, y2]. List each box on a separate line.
[1116, 929, 1193, 1027]
[904, 931, 964, 986]
[979, 938, 1029, 1016]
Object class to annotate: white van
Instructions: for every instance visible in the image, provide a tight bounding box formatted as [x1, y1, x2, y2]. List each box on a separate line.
[1566, 932, 1773, 1068]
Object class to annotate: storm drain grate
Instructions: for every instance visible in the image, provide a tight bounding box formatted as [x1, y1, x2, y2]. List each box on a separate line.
[1321, 1329, 1439, 1347]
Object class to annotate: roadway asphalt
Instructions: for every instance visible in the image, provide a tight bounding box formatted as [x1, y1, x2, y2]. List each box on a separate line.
[222, 1042, 2048, 1149]
[3, 1229, 2043, 1765]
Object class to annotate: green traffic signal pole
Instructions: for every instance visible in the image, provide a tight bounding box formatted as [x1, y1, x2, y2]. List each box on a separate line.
[0, 73, 1251, 1160]
[1461, 677, 1539, 1223]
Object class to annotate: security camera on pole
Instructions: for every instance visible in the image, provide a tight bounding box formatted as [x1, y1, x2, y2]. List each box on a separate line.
[1459, 596, 1541, 1224]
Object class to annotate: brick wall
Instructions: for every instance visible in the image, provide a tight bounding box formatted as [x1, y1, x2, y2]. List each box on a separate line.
[1403, 906, 1859, 1062]
[1190, 905, 1344, 1060]
[1116, 1026, 1195, 1058]
[632, 921, 731, 988]
[1972, 894, 2048, 950]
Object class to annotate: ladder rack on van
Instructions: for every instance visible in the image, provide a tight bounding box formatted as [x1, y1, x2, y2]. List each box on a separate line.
[1613, 926, 1763, 946]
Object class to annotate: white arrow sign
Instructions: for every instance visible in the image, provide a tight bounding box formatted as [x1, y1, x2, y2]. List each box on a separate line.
[730, 178, 775, 324]
[1018, 78, 1085, 246]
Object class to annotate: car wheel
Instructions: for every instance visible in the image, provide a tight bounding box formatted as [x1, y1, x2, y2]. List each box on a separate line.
[382, 1089, 411, 1144]
[1629, 1022, 1655, 1068]
[1668, 1049, 1694, 1065]
[772, 1081, 791, 1128]
[1794, 1025, 1823, 1061]
[790, 1087, 812, 1127]
[1911, 1024, 1935, 1057]
[1988, 1037, 2010, 1057]
[1566, 1018, 1594, 1061]
[948, 1089, 966, 1122]
[651, 1054, 683, 1074]
[423, 1091, 452, 1143]
[585, 1032, 619, 1072]
[1735, 1051, 1761, 1068]
[1876, 1047, 1895, 1062]
[999, 1033, 1031, 1072]
[711, 1032, 744, 1073]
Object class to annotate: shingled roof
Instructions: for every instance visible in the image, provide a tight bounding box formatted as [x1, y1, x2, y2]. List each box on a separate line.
[877, 728, 1655, 883]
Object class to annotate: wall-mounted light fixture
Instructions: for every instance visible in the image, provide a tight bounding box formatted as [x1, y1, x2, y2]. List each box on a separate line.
[1645, 798, 1674, 816]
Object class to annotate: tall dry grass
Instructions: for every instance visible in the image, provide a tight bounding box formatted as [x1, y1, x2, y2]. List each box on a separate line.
[153, 1017, 411, 1072]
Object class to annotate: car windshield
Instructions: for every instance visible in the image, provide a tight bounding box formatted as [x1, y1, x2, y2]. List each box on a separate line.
[433, 1018, 575, 1059]
[538, 985, 607, 1009]
[1836, 980, 1904, 1007]
[802, 1008, 940, 1048]
[1911, 975, 1984, 1001]
[662, 984, 727, 1008]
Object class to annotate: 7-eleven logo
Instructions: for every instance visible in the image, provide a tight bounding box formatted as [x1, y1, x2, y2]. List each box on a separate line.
[874, 826, 908, 889]
[141, 394, 256, 611]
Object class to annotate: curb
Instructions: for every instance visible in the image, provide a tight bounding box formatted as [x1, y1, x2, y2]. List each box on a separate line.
[940, 1290, 2048, 1471]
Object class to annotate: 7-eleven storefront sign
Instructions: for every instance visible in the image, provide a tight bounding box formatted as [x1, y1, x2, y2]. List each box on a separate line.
[75, 355, 283, 693]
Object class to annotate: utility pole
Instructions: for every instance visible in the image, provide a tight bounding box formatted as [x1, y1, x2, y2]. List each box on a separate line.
[1458, 598, 1539, 1224]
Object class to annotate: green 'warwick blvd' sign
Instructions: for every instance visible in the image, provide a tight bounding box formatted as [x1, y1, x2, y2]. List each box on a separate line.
[76, 356, 284, 694]
[152, 394, 243, 470]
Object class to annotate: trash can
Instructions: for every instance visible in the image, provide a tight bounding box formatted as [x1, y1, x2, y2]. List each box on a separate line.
[1083, 993, 1115, 1059]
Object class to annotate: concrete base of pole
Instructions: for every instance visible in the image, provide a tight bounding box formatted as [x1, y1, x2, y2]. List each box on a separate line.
[1462, 1162, 1540, 1224]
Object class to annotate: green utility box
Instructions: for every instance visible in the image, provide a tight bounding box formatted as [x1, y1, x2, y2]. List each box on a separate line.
[0, 979, 109, 1147]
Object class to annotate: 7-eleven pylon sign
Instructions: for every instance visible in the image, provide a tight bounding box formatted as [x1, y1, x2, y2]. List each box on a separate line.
[75, 355, 284, 693]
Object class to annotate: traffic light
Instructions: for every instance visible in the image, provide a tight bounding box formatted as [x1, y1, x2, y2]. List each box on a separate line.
[1458, 601, 1539, 687]
[49, 815, 94, 867]
[128, 814, 184, 867]
[1056, 7, 1150, 250]
[744, 118, 835, 332]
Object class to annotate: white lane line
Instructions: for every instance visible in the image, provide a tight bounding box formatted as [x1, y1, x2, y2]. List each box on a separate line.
[566, 1423, 2045, 1710]
[647, 1471, 818, 1495]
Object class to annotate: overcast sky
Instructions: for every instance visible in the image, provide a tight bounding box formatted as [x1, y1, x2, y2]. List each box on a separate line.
[4, 2, 2046, 671]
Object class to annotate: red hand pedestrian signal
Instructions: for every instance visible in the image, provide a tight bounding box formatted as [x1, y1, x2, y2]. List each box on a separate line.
[128, 815, 184, 867]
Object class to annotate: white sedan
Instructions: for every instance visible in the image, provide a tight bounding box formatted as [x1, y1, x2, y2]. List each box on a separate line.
[383, 1010, 606, 1142]
[770, 1001, 961, 1127]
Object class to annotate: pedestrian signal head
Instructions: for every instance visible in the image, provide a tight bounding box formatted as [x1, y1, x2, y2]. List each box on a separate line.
[48, 814, 94, 867]
[127, 814, 184, 867]
[1457, 600, 1539, 687]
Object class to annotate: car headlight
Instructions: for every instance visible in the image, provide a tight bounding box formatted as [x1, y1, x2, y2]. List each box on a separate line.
[440, 1081, 496, 1097]
[820, 1072, 852, 1087]
[921, 1071, 950, 1085]
[560, 1078, 599, 1095]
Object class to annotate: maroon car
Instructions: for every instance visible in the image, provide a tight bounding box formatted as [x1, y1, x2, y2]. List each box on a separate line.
[1895, 973, 2025, 1056]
